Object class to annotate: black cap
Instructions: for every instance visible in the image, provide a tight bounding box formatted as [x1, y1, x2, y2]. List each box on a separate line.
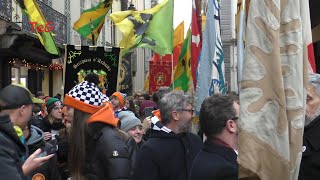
[0, 84, 44, 110]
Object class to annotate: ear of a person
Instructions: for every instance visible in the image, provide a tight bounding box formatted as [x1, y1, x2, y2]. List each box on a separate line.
[172, 111, 180, 121]
[226, 119, 237, 133]
[20, 105, 28, 115]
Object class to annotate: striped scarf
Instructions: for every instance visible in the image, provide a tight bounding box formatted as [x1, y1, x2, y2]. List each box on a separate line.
[150, 110, 171, 133]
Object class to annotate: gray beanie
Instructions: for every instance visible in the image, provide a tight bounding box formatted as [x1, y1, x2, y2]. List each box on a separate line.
[118, 111, 142, 132]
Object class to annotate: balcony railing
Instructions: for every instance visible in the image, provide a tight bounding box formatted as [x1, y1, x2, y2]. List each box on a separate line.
[21, 0, 67, 45]
[0, 0, 67, 45]
[0, 0, 12, 21]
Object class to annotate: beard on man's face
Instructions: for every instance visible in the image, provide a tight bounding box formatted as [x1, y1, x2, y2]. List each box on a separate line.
[305, 105, 320, 126]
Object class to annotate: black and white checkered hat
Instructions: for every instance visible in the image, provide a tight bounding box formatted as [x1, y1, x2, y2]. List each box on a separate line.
[64, 81, 109, 114]
[68, 81, 109, 106]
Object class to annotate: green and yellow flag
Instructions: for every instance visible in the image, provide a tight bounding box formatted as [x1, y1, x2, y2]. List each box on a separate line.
[172, 29, 192, 92]
[73, 0, 113, 43]
[110, 0, 173, 56]
[17, 0, 59, 55]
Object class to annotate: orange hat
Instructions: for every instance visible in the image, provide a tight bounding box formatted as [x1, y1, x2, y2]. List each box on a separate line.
[111, 92, 125, 108]
[87, 102, 119, 128]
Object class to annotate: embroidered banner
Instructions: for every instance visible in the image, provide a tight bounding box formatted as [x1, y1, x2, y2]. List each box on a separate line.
[149, 60, 172, 94]
[64, 45, 120, 96]
[118, 53, 133, 95]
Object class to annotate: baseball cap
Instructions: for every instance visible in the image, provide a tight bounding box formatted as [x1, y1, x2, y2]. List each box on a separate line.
[0, 84, 44, 110]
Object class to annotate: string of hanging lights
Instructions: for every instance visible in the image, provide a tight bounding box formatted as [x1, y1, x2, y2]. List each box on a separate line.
[8, 58, 63, 71]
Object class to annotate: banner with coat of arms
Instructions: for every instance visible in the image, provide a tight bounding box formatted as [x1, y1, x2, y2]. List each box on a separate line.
[149, 60, 172, 94]
[63, 45, 120, 96]
[118, 53, 133, 95]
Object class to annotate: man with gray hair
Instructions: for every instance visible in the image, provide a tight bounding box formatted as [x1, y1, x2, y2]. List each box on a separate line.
[132, 91, 203, 180]
[299, 73, 320, 179]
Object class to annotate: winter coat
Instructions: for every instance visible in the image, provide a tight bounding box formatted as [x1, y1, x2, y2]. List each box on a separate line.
[132, 130, 203, 180]
[189, 141, 238, 180]
[84, 104, 137, 180]
[0, 113, 26, 180]
[299, 116, 320, 180]
[40, 116, 65, 138]
[26, 125, 62, 180]
[30, 114, 43, 130]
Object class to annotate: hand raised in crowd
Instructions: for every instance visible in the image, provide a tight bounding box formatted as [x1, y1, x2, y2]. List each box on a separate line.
[22, 148, 54, 175]
[142, 116, 152, 133]
[43, 132, 52, 141]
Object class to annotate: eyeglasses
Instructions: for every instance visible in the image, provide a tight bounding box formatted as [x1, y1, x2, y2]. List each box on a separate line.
[231, 117, 238, 120]
[177, 109, 195, 114]
[53, 106, 63, 111]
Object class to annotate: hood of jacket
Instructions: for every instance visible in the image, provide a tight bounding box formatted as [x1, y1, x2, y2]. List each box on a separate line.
[87, 102, 120, 128]
[0, 113, 26, 153]
[26, 125, 44, 146]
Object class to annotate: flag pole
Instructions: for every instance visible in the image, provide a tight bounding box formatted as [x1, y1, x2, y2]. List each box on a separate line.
[171, 53, 174, 89]
[171, 0, 174, 90]
[90, 18, 95, 46]
[237, 0, 246, 93]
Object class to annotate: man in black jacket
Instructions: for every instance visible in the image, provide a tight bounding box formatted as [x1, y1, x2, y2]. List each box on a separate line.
[189, 94, 239, 180]
[0, 84, 54, 179]
[133, 91, 203, 180]
[299, 73, 320, 180]
[24, 120, 62, 180]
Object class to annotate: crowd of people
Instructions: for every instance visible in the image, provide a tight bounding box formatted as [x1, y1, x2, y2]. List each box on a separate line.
[0, 72, 320, 179]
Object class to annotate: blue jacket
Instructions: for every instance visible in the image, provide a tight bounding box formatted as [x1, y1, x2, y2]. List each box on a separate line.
[189, 141, 238, 180]
[26, 125, 62, 180]
[133, 130, 203, 180]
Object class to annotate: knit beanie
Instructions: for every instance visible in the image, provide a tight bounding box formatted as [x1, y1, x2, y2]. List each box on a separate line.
[139, 100, 158, 116]
[111, 92, 125, 108]
[118, 111, 142, 132]
[64, 81, 109, 114]
[46, 97, 62, 114]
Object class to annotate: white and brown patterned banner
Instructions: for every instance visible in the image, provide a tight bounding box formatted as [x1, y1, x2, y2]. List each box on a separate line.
[238, 0, 309, 179]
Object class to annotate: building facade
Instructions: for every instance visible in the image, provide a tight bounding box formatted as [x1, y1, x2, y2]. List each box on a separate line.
[0, 0, 67, 96]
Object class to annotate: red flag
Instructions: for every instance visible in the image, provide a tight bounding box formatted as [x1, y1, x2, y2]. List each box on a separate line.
[308, 44, 316, 72]
[191, 0, 201, 89]
[151, 45, 182, 68]
[301, 0, 316, 72]
[149, 60, 172, 94]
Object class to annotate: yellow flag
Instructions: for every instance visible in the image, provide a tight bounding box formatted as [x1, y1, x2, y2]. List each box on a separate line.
[174, 21, 184, 47]
[172, 29, 192, 91]
[19, 0, 59, 55]
[110, 0, 173, 56]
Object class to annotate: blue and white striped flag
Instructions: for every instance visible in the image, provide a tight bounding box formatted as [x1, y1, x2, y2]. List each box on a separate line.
[195, 0, 226, 115]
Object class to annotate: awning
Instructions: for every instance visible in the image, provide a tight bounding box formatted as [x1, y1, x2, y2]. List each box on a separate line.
[0, 20, 64, 65]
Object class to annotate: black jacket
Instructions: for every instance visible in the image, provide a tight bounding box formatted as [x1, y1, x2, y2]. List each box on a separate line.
[40, 116, 65, 134]
[26, 125, 62, 180]
[189, 141, 238, 180]
[0, 113, 26, 180]
[132, 130, 203, 180]
[85, 122, 137, 180]
[299, 116, 320, 180]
